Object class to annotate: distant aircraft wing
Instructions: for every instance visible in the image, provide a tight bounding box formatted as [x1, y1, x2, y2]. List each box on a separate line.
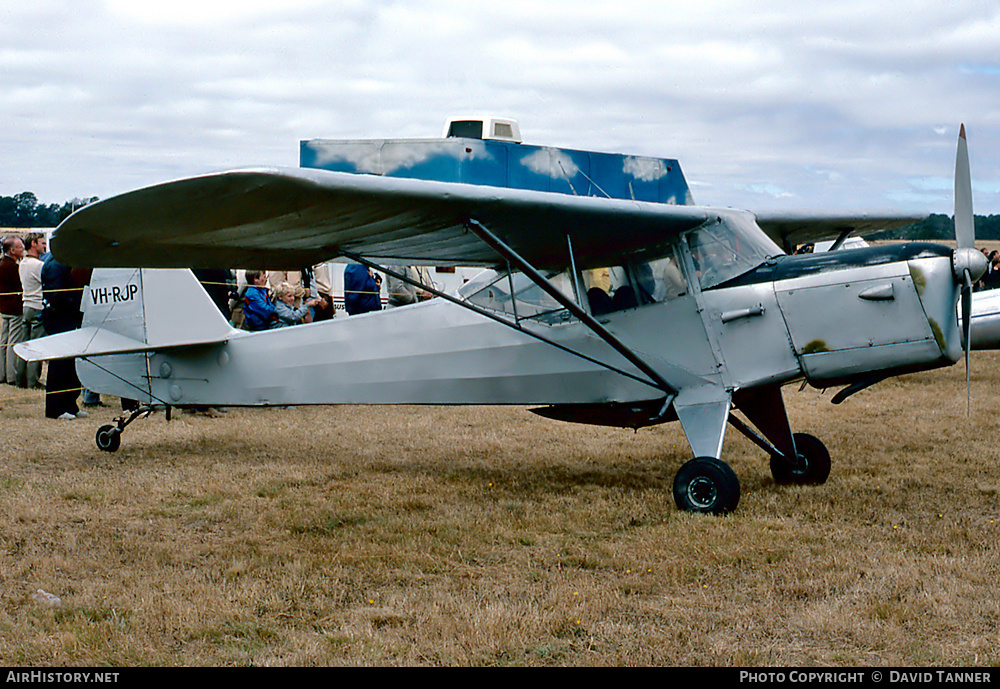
[756, 212, 925, 251]
[51, 167, 725, 272]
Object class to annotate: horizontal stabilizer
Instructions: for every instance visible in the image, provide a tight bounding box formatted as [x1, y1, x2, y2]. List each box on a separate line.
[16, 327, 151, 362]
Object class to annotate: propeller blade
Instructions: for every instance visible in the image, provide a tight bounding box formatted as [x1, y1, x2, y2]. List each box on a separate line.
[955, 124, 974, 250]
[952, 124, 980, 415]
[963, 269, 973, 415]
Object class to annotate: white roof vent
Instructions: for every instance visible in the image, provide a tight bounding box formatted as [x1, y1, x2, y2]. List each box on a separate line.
[444, 117, 522, 143]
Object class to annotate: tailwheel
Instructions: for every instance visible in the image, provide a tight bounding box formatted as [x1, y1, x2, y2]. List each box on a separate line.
[93, 403, 162, 453]
[95, 425, 121, 453]
[770, 432, 830, 485]
[673, 457, 740, 515]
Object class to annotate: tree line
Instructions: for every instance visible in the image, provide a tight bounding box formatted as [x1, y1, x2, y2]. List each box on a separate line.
[873, 214, 1000, 241]
[0, 192, 98, 228]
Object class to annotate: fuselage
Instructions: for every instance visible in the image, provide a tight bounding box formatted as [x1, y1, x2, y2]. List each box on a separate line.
[76, 236, 963, 416]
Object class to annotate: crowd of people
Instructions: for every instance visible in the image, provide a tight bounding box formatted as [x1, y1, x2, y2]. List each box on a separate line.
[232, 263, 435, 330]
[1, 232, 102, 419]
[1, 233, 50, 391]
[232, 268, 332, 331]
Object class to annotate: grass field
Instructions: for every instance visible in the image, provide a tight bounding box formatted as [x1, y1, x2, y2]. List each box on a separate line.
[1, 353, 999, 666]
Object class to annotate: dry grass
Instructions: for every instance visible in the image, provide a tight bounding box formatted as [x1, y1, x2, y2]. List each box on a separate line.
[2, 354, 1000, 666]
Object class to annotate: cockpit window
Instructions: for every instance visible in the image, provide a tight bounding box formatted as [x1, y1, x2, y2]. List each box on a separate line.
[583, 266, 628, 315]
[585, 253, 687, 315]
[458, 216, 779, 322]
[458, 269, 576, 325]
[636, 255, 688, 303]
[686, 214, 780, 290]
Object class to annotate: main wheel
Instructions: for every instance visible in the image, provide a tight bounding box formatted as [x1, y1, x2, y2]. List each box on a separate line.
[770, 432, 830, 485]
[95, 425, 121, 453]
[673, 457, 740, 514]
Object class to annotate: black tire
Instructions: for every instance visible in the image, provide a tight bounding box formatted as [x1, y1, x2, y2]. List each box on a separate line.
[673, 457, 740, 514]
[770, 432, 830, 485]
[95, 425, 121, 453]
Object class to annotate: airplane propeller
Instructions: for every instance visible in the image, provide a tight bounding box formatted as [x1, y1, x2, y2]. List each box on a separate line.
[951, 124, 987, 413]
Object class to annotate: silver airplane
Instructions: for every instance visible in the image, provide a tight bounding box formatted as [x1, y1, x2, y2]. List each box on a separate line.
[16, 126, 985, 514]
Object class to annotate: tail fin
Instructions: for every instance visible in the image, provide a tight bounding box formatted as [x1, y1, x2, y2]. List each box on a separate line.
[16, 268, 234, 362]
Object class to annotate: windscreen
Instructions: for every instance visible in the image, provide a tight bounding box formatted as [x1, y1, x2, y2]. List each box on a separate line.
[686, 213, 782, 290]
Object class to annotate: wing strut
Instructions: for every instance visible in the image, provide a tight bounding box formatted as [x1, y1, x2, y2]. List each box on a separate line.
[463, 217, 678, 396]
[337, 249, 666, 392]
[827, 228, 854, 252]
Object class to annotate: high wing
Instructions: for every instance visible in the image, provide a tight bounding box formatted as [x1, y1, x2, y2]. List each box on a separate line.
[756, 211, 925, 252]
[53, 167, 728, 272]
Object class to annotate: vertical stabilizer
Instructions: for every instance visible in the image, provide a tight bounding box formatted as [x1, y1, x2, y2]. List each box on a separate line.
[16, 269, 234, 362]
[84, 269, 233, 348]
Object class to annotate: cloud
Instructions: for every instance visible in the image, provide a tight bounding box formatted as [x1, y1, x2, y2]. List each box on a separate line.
[736, 183, 796, 200]
[521, 148, 579, 180]
[623, 157, 669, 182]
[0, 1, 997, 215]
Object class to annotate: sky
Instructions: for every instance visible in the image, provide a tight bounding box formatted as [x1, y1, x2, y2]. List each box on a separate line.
[3, 0, 1000, 217]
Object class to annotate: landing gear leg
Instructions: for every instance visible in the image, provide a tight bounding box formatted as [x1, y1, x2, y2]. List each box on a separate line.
[94, 404, 165, 452]
[673, 392, 740, 514]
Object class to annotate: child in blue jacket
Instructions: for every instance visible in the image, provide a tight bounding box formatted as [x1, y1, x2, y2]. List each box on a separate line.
[242, 270, 277, 331]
